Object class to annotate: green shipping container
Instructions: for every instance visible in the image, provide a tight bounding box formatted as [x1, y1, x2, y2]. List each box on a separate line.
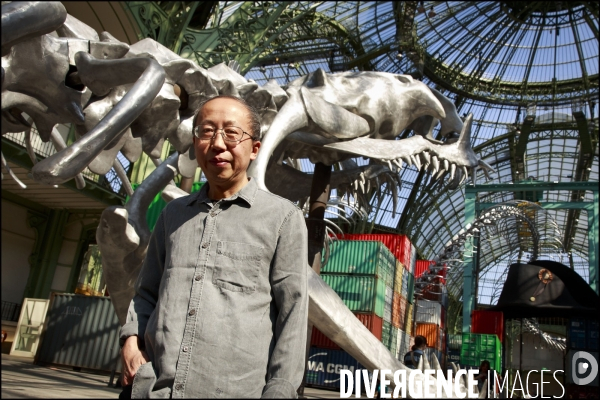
[406, 272, 415, 303]
[321, 275, 386, 318]
[460, 333, 502, 372]
[382, 321, 398, 355]
[127, 182, 205, 232]
[322, 241, 396, 288]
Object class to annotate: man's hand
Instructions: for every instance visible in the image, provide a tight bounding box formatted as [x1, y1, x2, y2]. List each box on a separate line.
[121, 336, 149, 386]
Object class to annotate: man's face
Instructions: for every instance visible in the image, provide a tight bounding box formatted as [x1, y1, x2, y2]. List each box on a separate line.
[193, 98, 260, 193]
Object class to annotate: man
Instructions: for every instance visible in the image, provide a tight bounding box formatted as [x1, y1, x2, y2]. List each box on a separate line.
[119, 95, 308, 398]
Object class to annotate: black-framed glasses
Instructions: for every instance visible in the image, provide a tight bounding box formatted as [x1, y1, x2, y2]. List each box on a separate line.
[193, 124, 252, 143]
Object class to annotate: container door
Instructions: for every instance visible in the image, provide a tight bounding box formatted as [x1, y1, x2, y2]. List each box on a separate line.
[10, 298, 49, 357]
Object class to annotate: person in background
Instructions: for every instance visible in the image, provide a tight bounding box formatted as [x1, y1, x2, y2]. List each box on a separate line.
[475, 360, 491, 398]
[403, 335, 427, 369]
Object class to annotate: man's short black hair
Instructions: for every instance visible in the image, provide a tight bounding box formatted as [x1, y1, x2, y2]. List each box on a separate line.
[193, 95, 262, 141]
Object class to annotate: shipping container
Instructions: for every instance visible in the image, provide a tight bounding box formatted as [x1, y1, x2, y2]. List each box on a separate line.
[416, 299, 444, 327]
[447, 334, 462, 350]
[568, 318, 599, 350]
[415, 260, 434, 278]
[322, 241, 396, 288]
[471, 310, 504, 342]
[405, 303, 414, 335]
[306, 347, 365, 390]
[35, 293, 120, 372]
[409, 244, 417, 274]
[384, 287, 393, 323]
[401, 268, 409, 297]
[406, 272, 415, 303]
[396, 329, 412, 360]
[382, 321, 398, 355]
[447, 349, 461, 365]
[391, 293, 407, 329]
[415, 322, 441, 350]
[589, 320, 599, 350]
[394, 260, 404, 293]
[334, 234, 411, 266]
[460, 333, 502, 372]
[310, 313, 384, 350]
[568, 318, 587, 349]
[321, 275, 386, 318]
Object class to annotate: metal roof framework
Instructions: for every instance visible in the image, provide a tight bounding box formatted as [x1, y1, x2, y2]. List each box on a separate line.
[124, 1, 599, 307]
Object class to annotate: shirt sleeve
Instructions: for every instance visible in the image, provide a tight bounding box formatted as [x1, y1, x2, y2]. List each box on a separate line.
[262, 207, 309, 399]
[119, 211, 167, 347]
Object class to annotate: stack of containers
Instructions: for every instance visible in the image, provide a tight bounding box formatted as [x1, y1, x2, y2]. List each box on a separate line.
[328, 235, 418, 364]
[414, 298, 445, 362]
[460, 333, 502, 372]
[314, 240, 397, 359]
[471, 310, 504, 342]
[447, 334, 462, 366]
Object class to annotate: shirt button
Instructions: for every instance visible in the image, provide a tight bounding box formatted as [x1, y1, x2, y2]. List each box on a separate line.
[175, 383, 183, 390]
[202, 243, 208, 249]
[183, 346, 189, 352]
[210, 212, 216, 217]
[195, 274, 203, 281]
[189, 309, 196, 316]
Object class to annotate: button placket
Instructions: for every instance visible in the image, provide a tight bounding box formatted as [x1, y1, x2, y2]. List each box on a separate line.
[172, 208, 214, 397]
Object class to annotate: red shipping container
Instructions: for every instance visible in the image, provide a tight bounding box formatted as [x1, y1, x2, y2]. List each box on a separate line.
[392, 293, 408, 329]
[311, 313, 384, 349]
[471, 310, 504, 342]
[415, 260, 434, 278]
[415, 261, 448, 283]
[334, 234, 412, 267]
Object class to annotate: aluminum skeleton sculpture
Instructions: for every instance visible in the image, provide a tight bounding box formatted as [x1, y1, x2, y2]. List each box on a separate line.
[2, 2, 495, 398]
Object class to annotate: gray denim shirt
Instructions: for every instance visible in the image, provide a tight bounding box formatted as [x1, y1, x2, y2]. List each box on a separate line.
[120, 178, 308, 398]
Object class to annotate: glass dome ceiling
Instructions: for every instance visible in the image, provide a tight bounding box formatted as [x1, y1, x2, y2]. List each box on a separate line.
[169, 1, 598, 309]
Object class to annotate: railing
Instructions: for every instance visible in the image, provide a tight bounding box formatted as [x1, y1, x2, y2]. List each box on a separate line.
[1, 301, 22, 322]
[3, 126, 130, 198]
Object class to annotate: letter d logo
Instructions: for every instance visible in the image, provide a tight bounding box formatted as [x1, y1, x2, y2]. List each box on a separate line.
[572, 351, 598, 386]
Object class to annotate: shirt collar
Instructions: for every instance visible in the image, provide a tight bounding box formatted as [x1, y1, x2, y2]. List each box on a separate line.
[186, 177, 257, 207]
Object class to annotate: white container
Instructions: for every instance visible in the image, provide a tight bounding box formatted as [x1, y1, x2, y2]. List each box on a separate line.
[415, 299, 443, 326]
[384, 286, 393, 322]
[396, 329, 412, 360]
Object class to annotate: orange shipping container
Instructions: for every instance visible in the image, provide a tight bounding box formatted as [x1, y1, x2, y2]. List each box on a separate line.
[392, 293, 408, 329]
[415, 322, 440, 350]
[311, 313, 384, 349]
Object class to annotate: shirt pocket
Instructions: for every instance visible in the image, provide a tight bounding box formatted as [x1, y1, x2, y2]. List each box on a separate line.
[213, 241, 263, 293]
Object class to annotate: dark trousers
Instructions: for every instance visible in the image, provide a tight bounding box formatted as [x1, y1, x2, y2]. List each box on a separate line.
[119, 384, 133, 399]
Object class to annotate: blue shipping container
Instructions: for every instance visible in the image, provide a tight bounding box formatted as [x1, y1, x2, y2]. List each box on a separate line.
[448, 349, 461, 365]
[588, 320, 599, 351]
[569, 318, 587, 349]
[306, 347, 369, 392]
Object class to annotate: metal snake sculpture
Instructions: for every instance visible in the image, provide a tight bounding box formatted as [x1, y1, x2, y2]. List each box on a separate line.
[2, 2, 496, 397]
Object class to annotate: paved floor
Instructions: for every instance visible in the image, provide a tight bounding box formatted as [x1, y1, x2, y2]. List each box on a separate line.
[1, 353, 345, 399]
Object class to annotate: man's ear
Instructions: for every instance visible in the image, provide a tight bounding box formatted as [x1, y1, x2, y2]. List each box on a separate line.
[250, 140, 261, 160]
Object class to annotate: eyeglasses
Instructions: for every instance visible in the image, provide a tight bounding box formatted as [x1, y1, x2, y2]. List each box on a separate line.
[193, 124, 253, 143]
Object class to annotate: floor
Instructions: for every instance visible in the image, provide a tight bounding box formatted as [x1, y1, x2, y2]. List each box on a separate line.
[1, 353, 349, 399]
